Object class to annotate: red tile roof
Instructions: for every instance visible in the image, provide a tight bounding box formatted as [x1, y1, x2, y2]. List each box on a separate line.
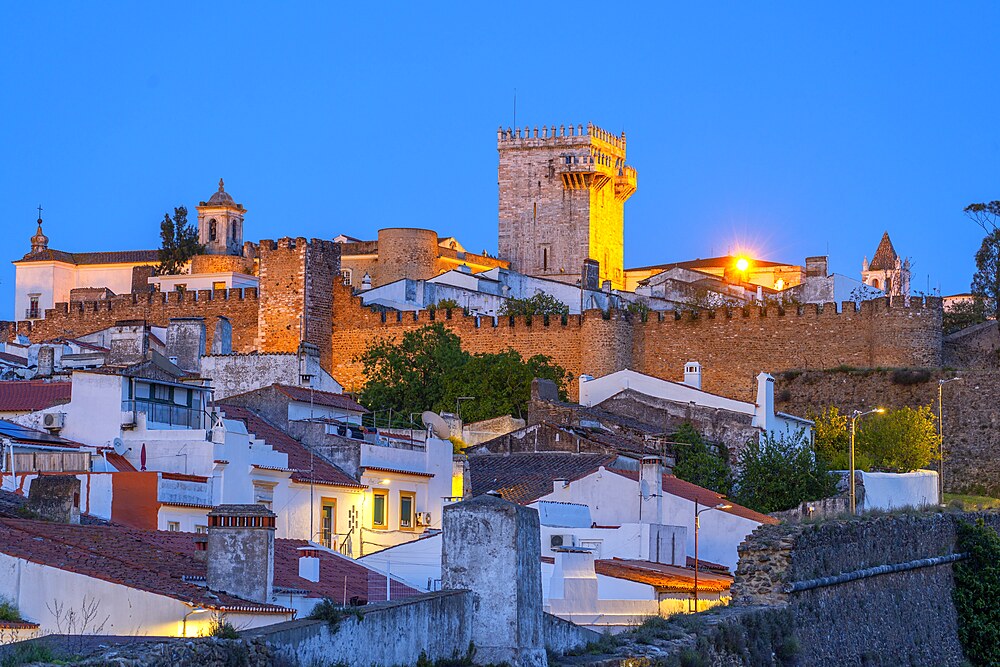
[218, 404, 365, 489]
[272, 384, 368, 414]
[16, 249, 160, 266]
[594, 558, 733, 593]
[0, 380, 72, 412]
[869, 232, 899, 271]
[609, 469, 778, 525]
[362, 466, 435, 479]
[0, 620, 39, 629]
[469, 453, 618, 504]
[0, 518, 417, 610]
[0, 517, 288, 613]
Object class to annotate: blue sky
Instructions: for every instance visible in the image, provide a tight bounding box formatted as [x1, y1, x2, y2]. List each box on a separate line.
[2, 3, 999, 317]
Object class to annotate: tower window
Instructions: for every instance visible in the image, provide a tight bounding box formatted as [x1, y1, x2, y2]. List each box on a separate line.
[871, 279, 880, 289]
[232, 222, 238, 241]
[543, 247, 549, 271]
[885, 277, 892, 293]
[533, 202, 537, 221]
[208, 219, 217, 242]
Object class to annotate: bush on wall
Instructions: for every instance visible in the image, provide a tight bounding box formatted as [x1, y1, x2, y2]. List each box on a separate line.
[953, 519, 1000, 666]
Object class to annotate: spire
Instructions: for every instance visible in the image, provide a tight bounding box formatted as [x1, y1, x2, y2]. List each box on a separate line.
[31, 205, 49, 254]
[868, 231, 898, 271]
[218, 178, 225, 192]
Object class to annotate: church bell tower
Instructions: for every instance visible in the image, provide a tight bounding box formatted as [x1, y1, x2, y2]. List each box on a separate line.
[197, 179, 246, 256]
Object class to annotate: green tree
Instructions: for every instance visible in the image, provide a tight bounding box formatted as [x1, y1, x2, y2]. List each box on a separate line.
[671, 423, 732, 495]
[943, 296, 989, 335]
[732, 430, 838, 514]
[500, 293, 570, 318]
[812, 407, 854, 470]
[856, 406, 937, 473]
[357, 324, 468, 423]
[356, 325, 570, 424]
[953, 519, 1000, 667]
[964, 201, 1000, 320]
[439, 349, 569, 421]
[157, 206, 204, 275]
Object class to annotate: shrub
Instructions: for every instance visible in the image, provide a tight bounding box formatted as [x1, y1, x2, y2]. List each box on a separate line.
[732, 430, 838, 514]
[671, 423, 732, 496]
[206, 614, 240, 639]
[0, 643, 56, 667]
[953, 519, 1000, 666]
[857, 406, 937, 473]
[307, 598, 363, 632]
[0, 597, 20, 622]
[499, 293, 569, 318]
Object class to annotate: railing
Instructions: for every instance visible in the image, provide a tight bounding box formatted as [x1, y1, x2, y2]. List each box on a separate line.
[122, 399, 206, 429]
[24, 308, 40, 320]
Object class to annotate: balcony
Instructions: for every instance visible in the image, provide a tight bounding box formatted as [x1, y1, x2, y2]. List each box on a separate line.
[24, 308, 40, 320]
[122, 399, 205, 430]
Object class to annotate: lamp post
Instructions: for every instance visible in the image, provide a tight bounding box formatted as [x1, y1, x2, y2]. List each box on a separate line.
[182, 606, 208, 637]
[938, 377, 962, 506]
[849, 408, 884, 514]
[693, 500, 731, 612]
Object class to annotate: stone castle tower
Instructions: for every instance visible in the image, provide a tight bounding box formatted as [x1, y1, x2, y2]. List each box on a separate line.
[197, 179, 246, 256]
[497, 123, 637, 289]
[862, 231, 910, 297]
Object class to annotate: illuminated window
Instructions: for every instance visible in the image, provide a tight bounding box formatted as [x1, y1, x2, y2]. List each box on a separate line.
[341, 269, 352, 286]
[399, 492, 415, 530]
[373, 489, 388, 529]
[321, 499, 336, 547]
[212, 281, 226, 291]
[167, 521, 180, 532]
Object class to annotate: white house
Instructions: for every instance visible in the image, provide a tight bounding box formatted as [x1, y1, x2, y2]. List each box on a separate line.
[578, 367, 813, 442]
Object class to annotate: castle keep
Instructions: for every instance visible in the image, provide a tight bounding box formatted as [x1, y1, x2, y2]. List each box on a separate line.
[497, 124, 636, 289]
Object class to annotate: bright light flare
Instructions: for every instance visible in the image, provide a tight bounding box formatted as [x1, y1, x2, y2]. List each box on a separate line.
[735, 257, 750, 272]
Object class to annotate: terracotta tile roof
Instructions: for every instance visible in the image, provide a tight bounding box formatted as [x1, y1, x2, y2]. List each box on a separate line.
[272, 384, 368, 414]
[218, 404, 365, 489]
[868, 232, 899, 271]
[16, 249, 160, 266]
[0, 352, 27, 367]
[0, 380, 72, 412]
[685, 556, 730, 573]
[594, 558, 732, 593]
[469, 452, 618, 504]
[361, 465, 435, 479]
[104, 451, 137, 472]
[0, 620, 39, 629]
[609, 469, 778, 525]
[0, 517, 289, 613]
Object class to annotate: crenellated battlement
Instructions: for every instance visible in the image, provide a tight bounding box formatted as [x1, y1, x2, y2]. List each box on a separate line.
[497, 122, 627, 155]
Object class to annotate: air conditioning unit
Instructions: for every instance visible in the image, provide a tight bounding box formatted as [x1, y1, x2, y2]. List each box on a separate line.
[415, 512, 432, 527]
[550, 534, 577, 549]
[42, 412, 65, 431]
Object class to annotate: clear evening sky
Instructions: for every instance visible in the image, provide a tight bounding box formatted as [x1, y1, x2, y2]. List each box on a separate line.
[2, 3, 998, 318]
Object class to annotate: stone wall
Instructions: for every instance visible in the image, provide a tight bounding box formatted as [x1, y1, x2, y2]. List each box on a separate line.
[775, 368, 1000, 496]
[730, 512, 1000, 667]
[328, 281, 944, 402]
[1, 289, 259, 354]
[252, 591, 473, 667]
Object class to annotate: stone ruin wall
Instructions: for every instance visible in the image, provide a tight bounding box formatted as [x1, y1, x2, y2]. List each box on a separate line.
[729, 512, 1000, 667]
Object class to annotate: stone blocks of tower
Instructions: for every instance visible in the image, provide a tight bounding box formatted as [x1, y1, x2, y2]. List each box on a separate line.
[256, 237, 341, 370]
[375, 228, 440, 287]
[497, 123, 636, 289]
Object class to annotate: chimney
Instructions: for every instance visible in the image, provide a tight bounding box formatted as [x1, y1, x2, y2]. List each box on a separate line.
[108, 320, 149, 366]
[683, 361, 702, 390]
[361, 272, 372, 291]
[805, 256, 828, 279]
[754, 372, 775, 433]
[639, 456, 663, 526]
[26, 475, 81, 524]
[206, 504, 276, 604]
[297, 342, 321, 387]
[165, 318, 206, 373]
[298, 547, 321, 583]
[211, 317, 233, 355]
[36, 346, 55, 378]
[581, 259, 600, 291]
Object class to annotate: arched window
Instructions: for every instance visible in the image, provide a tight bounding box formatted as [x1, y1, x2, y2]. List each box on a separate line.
[885, 277, 892, 294]
[208, 219, 217, 242]
[232, 221, 238, 242]
[871, 278, 880, 289]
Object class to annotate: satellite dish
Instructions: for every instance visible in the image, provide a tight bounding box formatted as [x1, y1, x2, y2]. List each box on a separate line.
[639, 479, 651, 500]
[421, 411, 451, 440]
[112, 437, 129, 456]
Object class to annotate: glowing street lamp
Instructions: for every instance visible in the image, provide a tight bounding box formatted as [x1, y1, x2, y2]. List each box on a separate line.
[182, 606, 208, 637]
[693, 500, 732, 612]
[849, 408, 885, 514]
